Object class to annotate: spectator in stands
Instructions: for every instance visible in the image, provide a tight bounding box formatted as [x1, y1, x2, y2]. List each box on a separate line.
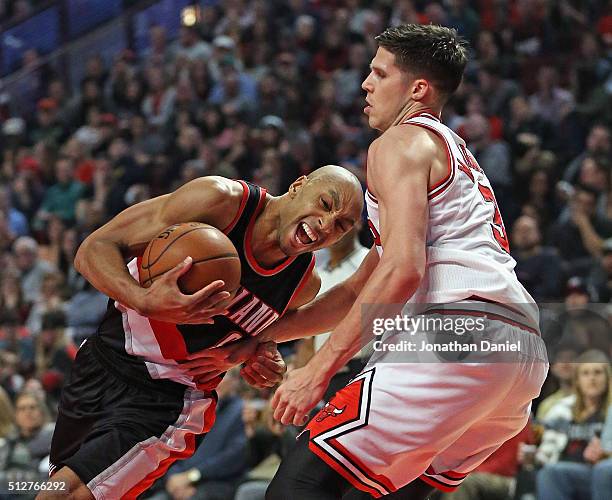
[64, 281, 107, 345]
[598, 403, 612, 495]
[0, 311, 34, 375]
[253, 148, 283, 195]
[0, 184, 28, 237]
[161, 369, 247, 500]
[0, 270, 27, 323]
[34, 310, 76, 383]
[476, 62, 519, 118]
[564, 124, 611, 184]
[209, 35, 245, 82]
[312, 30, 348, 76]
[576, 156, 610, 204]
[25, 271, 65, 335]
[536, 345, 579, 423]
[34, 156, 85, 227]
[0, 350, 24, 400]
[172, 25, 212, 62]
[29, 98, 64, 146]
[549, 184, 612, 276]
[442, 423, 534, 500]
[519, 167, 560, 233]
[234, 403, 299, 500]
[12, 236, 55, 305]
[209, 64, 257, 118]
[0, 210, 16, 255]
[506, 95, 554, 161]
[529, 65, 575, 126]
[143, 25, 172, 69]
[38, 215, 65, 267]
[446, 0, 480, 44]
[536, 350, 611, 500]
[0, 386, 15, 439]
[512, 215, 563, 301]
[141, 67, 177, 128]
[462, 112, 512, 196]
[588, 237, 612, 302]
[0, 391, 54, 485]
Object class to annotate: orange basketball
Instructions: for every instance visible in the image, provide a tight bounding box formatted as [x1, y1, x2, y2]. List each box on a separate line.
[139, 222, 241, 295]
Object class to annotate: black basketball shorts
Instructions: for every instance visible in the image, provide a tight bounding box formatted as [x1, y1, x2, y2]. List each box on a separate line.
[49, 336, 217, 499]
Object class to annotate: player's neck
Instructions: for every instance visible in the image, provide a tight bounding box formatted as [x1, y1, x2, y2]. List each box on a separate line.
[393, 102, 441, 127]
[249, 195, 287, 266]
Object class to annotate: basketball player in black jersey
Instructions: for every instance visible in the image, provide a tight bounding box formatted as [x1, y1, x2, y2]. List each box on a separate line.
[37, 166, 363, 500]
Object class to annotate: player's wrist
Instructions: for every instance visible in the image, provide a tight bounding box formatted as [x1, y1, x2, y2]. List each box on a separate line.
[305, 353, 335, 385]
[130, 287, 153, 317]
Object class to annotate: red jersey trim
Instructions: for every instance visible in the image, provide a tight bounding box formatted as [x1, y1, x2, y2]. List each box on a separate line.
[123, 399, 216, 498]
[243, 188, 298, 276]
[147, 319, 190, 360]
[466, 295, 528, 318]
[419, 474, 461, 493]
[402, 120, 455, 200]
[222, 180, 250, 234]
[366, 189, 378, 205]
[308, 442, 385, 498]
[282, 254, 316, 315]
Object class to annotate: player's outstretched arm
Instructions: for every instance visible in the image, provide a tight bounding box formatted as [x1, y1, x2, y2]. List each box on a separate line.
[272, 127, 434, 425]
[258, 246, 380, 343]
[75, 176, 243, 324]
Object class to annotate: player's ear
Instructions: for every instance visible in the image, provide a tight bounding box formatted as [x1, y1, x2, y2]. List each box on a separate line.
[411, 78, 429, 101]
[288, 176, 307, 198]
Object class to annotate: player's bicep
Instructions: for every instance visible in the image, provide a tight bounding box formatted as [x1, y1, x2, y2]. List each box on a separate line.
[374, 135, 430, 275]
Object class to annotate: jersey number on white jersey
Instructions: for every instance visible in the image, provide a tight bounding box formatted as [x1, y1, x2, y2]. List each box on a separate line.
[456, 144, 510, 253]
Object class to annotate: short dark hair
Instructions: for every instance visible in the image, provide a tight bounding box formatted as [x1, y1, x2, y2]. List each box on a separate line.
[375, 24, 469, 98]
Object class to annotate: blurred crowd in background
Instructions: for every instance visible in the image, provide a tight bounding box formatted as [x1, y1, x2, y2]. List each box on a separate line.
[1, 0, 612, 499]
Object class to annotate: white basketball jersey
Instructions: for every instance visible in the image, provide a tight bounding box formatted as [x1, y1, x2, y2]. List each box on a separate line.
[366, 112, 538, 323]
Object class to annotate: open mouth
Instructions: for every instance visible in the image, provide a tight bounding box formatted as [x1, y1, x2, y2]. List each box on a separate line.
[295, 221, 318, 246]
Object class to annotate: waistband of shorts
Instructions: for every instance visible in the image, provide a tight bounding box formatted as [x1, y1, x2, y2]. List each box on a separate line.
[88, 334, 187, 397]
[421, 296, 541, 337]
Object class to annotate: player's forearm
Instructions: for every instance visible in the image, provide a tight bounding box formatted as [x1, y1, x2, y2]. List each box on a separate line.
[75, 238, 147, 313]
[312, 261, 420, 380]
[259, 281, 358, 343]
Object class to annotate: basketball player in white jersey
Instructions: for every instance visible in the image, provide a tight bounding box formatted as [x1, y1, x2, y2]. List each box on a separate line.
[256, 25, 549, 499]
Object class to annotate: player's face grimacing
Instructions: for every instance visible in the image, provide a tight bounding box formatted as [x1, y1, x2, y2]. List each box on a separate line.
[361, 47, 412, 131]
[279, 171, 363, 256]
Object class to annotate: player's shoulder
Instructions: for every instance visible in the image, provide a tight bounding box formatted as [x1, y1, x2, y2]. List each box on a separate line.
[368, 125, 437, 174]
[174, 176, 246, 228]
[182, 176, 245, 206]
[371, 124, 438, 156]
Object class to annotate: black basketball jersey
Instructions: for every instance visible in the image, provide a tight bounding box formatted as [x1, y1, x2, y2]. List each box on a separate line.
[95, 181, 314, 386]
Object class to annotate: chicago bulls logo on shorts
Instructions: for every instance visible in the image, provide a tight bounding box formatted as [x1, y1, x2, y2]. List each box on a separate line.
[315, 402, 347, 422]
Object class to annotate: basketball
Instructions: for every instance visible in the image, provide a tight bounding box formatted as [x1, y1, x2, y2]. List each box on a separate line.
[139, 222, 241, 295]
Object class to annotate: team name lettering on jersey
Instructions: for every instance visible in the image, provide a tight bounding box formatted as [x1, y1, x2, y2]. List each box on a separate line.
[227, 287, 280, 336]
